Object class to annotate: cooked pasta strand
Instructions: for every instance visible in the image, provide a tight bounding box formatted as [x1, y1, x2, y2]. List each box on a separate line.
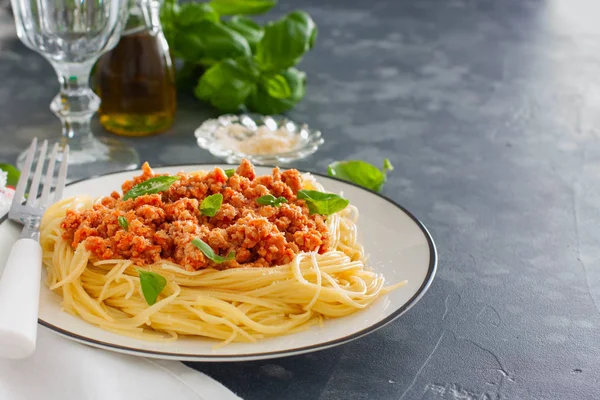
[39, 183, 406, 346]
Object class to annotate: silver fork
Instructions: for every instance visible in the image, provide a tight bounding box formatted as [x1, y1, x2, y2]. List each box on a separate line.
[0, 138, 69, 359]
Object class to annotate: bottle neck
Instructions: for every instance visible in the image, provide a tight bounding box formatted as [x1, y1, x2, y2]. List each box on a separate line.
[124, 0, 162, 37]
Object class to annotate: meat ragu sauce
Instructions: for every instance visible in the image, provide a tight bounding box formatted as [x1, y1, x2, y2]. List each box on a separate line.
[60, 160, 330, 270]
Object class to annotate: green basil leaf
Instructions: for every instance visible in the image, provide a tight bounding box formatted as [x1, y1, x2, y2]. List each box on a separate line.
[272, 197, 288, 206]
[200, 193, 223, 217]
[328, 160, 391, 192]
[246, 68, 305, 114]
[173, 20, 251, 65]
[224, 168, 236, 178]
[257, 194, 288, 206]
[122, 176, 180, 200]
[176, 62, 206, 89]
[383, 158, 394, 172]
[160, 0, 179, 19]
[223, 16, 263, 52]
[138, 270, 167, 306]
[256, 11, 317, 72]
[191, 238, 235, 264]
[159, 0, 180, 45]
[0, 163, 20, 187]
[195, 58, 259, 112]
[210, 0, 276, 15]
[263, 74, 291, 99]
[162, 25, 176, 49]
[175, 2, 218, 27]
[296, 190, 349, 215]
[117, 216, 129, 231]
[256, 194, 276, 205]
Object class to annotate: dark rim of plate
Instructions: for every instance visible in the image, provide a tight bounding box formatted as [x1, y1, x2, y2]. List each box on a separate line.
[0, 163, 438, 361]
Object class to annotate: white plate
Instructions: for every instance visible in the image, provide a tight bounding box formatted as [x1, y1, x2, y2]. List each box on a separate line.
[0, 165, 437, 362]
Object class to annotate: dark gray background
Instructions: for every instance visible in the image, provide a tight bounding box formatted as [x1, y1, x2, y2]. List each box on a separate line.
[1, 0, 599, 398]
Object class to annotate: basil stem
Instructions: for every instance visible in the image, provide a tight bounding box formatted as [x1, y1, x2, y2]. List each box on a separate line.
[383, 158, 394, 172]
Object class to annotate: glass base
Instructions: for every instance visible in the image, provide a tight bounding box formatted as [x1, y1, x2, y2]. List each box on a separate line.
[16, 135, 140, 183]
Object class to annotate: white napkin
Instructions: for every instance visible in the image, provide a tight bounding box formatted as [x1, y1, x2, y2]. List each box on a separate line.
[0, 327, 242, 400]
[0, 182, 240, 400]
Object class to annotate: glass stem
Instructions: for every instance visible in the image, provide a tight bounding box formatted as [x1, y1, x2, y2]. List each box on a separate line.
[50, 61, 100, 140]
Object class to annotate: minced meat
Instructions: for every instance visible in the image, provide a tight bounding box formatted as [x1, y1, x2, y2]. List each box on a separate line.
[61, 159, 330, 270]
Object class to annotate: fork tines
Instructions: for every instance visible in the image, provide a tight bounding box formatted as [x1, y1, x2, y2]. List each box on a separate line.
[10, 138, 69, 217]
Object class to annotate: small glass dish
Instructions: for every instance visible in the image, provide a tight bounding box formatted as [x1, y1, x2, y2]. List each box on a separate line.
[194, 114, 324, 165]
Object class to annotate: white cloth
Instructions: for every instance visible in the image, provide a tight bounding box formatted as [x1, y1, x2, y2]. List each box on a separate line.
[0, 191, 240, 400]
[0, 327, 242, 400]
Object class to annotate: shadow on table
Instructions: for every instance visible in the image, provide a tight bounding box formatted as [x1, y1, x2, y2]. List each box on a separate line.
[185, 346, 344, 400]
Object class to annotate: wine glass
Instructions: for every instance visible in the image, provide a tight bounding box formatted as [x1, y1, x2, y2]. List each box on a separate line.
[10, 0, 140, 181]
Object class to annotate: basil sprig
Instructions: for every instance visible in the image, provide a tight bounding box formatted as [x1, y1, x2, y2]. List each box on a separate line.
[296, 190, 349, 216]
[122, 176, 180, 201]
[117, 216, 129, 231]
[161, 2, 317, 115]
[200, 193, 223, 217]
[257, 194, 287, 207]
[191, 238, 235, 264]
[328, 159, 394, 193]
[138, 270, 167, 306]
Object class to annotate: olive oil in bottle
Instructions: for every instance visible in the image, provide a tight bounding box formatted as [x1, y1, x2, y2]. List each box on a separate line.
[95, 26, 176, 136]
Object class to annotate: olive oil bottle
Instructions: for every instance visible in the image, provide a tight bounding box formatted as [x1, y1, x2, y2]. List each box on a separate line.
[95, 7, 176, 137]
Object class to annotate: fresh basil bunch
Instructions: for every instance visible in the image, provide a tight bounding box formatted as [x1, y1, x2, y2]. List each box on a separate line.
[161, 0, 317, 114]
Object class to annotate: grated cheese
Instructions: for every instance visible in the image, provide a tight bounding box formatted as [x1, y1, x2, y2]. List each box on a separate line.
[216, 123, 300, 155]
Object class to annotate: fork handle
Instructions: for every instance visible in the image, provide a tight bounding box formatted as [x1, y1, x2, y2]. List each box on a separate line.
[0, 238, 42, 359]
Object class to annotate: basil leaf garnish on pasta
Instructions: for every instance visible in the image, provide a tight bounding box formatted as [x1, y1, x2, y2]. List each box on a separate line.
[191, 238, 235, 264]
[117, 216, 129, 231]
[200, 193, 223, 217]
[327, 158, 393, 192]
[296, 190, 349, 215]
[122, 176, 180, 200]
[138, 270, 167, 306]
[224, 168, 236, 178]
[256, 194, 288, 207]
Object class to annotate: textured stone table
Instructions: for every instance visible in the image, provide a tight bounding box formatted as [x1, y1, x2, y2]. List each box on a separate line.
[1, 0, 599, 398]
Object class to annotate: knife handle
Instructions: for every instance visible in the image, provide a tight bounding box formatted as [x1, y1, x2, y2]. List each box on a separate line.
[0, 238, 42, 359]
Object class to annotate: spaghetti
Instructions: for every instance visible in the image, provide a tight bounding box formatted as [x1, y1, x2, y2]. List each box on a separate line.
[39, 164, 406, 345]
